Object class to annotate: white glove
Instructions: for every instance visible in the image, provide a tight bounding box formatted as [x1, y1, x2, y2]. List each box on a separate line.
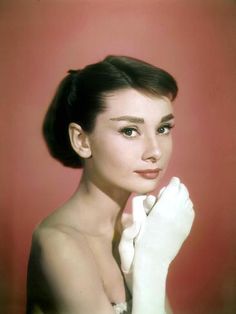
[119, 195, 156, 275]
[134, 177, 195, 265]
[118, 177, 195, 313]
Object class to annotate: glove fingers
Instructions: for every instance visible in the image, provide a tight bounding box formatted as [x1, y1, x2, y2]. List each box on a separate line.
[157, 177, 180, 202]
[166, 176, 181, 194]
[185, 198, 193, 209]
[158, 186, 166, 199]
[120, 221, 140, 241]
[121, 212, 133, 228]
[143, 195, 156, 215]
[132, 195, 147, 223]
[119, 245, 134, 273]
[171, 176, 181, 186]
[180, 183, 189, 199]
[118, 222, 140, 273]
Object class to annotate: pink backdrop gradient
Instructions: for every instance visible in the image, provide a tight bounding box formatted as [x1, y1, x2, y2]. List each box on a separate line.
[1, 1, 236, 313]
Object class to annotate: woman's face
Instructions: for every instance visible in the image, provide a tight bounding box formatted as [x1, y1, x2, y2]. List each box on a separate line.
[85, 88, 175, 195]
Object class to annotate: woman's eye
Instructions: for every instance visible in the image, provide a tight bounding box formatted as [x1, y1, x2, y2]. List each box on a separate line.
[120, 127, 138, 138]
[157, 124, 173, 135]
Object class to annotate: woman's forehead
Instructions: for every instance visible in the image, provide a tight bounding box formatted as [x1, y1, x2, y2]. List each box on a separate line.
[102, 88, 173, 117]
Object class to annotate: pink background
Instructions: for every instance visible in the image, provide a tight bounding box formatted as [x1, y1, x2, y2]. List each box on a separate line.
[1, 1, 236, 313]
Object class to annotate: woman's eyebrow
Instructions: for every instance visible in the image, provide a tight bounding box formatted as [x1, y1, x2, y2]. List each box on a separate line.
[110, 116, 144, 123]
[110, 113, 174, 124]
[160, 113, 175, 123]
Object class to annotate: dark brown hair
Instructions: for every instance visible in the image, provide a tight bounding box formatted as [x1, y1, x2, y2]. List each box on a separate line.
[42, 55, 178, 168]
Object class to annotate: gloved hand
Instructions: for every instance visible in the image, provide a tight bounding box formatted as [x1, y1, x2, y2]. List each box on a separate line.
[118, 194, 156, 275]
[118, 194, 156, 293]
[118, 177, 195, 292]
[134, 177, 195, 265]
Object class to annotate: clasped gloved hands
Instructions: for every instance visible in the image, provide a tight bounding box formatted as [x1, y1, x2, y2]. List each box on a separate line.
[118, 177, 195, 293]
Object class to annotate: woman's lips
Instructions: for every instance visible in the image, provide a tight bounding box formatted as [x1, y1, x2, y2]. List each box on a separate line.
[134, 169, 161, 180]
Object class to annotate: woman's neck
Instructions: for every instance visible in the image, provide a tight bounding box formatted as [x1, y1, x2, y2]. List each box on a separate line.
[69, 172, 131, 239]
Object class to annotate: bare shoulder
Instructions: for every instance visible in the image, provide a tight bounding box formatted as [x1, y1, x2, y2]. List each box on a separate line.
[32, 223, 98, 287]
[32, 224, 100, 282]
[33, 223, 89, 257]
[29, 225, 114, 314]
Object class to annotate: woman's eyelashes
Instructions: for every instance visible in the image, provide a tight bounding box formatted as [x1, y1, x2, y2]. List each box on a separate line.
[118, 123, 175, 138]
[119, 127, 139, 138]
[157, 123, 175, 135]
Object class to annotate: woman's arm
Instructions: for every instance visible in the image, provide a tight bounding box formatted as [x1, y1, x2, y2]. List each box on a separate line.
[119, 177, 195, 314]
[29, 226, 115, 314]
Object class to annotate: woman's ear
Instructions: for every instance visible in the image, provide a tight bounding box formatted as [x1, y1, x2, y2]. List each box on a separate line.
[68, 123, 92, 159]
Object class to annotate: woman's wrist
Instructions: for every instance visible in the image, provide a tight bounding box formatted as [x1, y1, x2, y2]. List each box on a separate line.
[134, 245, 171, 272]
[132, 262, 169, 314]
[133, 260, 169, 290]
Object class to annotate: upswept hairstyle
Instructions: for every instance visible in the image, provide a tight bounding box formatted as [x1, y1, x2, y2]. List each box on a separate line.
[42, 55, 178, 168]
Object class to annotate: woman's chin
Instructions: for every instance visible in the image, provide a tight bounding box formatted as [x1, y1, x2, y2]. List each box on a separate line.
[130, 172, 164, 195]
[131, 183, 160, 195]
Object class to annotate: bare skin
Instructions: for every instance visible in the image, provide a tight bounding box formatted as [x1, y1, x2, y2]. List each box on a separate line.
[27, 174, 131, 314]
[27, 89, 174, 314]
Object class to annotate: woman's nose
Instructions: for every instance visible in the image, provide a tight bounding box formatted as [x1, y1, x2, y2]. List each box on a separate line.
[141, 137, 162, 163]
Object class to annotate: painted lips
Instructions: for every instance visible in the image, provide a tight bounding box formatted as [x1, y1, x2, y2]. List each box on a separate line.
[135, 169, 161, 180]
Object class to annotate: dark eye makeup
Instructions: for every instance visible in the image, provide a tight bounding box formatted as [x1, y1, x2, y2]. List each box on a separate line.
[118, 122, 175, 138]
[119, 127, 139, 137]
[157, 123, 175, 135]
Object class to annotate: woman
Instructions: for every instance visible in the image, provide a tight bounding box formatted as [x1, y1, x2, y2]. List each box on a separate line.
[26, 55, 194, 314]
